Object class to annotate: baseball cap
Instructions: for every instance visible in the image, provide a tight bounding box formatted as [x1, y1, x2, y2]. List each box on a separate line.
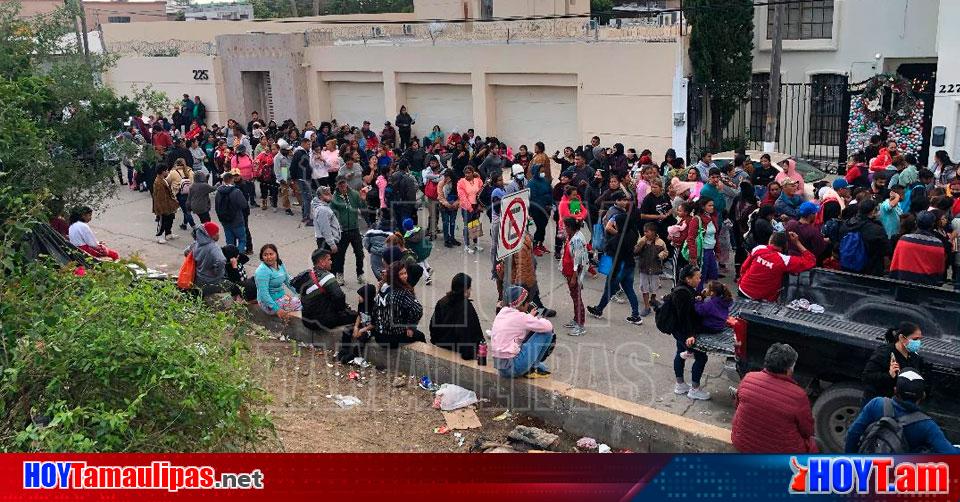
[798, 201, 819, 218]
[896, 369, 926, 400]
[511, 164, 524, 177]
[317, 186, 332, 196]
[832, 178, 849, 191]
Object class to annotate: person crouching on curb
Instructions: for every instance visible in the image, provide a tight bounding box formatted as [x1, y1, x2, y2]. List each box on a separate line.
[490, 285, 556, 379]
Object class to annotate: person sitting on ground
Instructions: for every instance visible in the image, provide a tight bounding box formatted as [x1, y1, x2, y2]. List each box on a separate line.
[495, 233, 557, 317]
[845, 369, 957, 453]
[291, 247, 357, 333]
[254, 243, 300, 319]
[732, 343, 818, 453]
[888, 210, 946, 286]
[372, 261, 426, 349]
[490, 285, 556, 379]
[402, 217, 433, 285]
[185, 221, 238, 298]
[222, 244, 255, 301]
[68, 206, 120, 260]
[738, 231, 816, 302]
[429, 273, 485, 360]
[861, 322, 925, 406]
[334, 284, 378, 364]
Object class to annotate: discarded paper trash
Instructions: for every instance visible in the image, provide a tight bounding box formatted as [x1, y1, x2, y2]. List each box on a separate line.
[491, 410, 512, 421]
[508, 425, 559, 450]
[349, 357, 372, 368]
[348, 370, 360, 381]
[597, 444, 612, 453]
[433, 425, 450, 435]
[442, 408, 482, 430]
[332, 394, 362, 409]
[435, 383, 478, 411]
[576, 437, 598, 450]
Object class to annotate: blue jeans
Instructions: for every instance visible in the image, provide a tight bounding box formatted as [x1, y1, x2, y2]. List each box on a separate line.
[223, 221, 246, 253]
[594, 260, 640, 317]
[674, 336, 708, 387]
[461, 209, 477, 244]
[297, 180, 313, 219]
[699, 248, 719, 289]
[495, 331, 556, 378]
[441, 209, 457, 242]
[176, 193, 195, 228]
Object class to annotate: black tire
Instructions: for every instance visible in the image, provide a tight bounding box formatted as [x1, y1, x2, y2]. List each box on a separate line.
[812, 383, 864, 453]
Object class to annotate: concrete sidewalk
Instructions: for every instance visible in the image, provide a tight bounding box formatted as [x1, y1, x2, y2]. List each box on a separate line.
[90, 186, 739, 432]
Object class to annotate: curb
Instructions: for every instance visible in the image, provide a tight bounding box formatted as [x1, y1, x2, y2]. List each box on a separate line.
[249, 307, 734, 453]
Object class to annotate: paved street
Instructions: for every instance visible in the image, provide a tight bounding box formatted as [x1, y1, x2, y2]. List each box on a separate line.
[91, 185, 738, 430]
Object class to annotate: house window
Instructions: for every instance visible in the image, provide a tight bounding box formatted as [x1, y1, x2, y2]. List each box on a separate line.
[808, 74, 847, 146]
[750, 73, 770, 142]
[107, 16, 131, 23]
[480, 0, 493, 20]
[767, 0, 833, 40]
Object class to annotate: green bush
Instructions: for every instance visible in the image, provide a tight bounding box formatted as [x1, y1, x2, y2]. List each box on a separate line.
[0, 261, 275, 452]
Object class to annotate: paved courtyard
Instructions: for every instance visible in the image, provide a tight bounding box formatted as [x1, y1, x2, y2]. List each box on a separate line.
[91, 186, 739, 430]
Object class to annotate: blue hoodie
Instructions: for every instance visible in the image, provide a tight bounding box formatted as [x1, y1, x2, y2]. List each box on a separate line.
[528, 165, 553, 211]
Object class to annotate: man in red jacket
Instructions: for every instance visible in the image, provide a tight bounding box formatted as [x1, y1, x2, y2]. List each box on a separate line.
[738, 231, 816, 302]
[732, 343, 818, 453]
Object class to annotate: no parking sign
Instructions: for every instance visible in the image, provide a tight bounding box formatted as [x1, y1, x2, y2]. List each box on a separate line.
[497, 189, 529, 261]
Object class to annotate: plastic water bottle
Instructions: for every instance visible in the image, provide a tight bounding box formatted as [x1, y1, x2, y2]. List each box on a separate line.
[477, 341, 487, 366]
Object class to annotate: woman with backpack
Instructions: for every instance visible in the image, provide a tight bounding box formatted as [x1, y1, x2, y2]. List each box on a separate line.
[660, 265, 711, 401]
[861, 322, 926, 407]
[167, 159, 195, 232]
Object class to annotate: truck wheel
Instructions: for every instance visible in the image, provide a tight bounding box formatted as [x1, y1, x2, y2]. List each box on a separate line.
[812, 384, 863, 453]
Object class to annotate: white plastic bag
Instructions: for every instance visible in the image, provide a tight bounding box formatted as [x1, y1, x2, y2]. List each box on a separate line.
[435, 383, 478, 411]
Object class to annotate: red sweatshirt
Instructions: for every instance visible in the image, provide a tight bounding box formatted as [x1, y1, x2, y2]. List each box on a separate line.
[738, 245, 816, 301]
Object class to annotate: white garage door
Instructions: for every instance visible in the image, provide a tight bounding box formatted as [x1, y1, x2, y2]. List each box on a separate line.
[329, 81, 385, 127]
[403, 84, 474, 140]
[494, 86, 578, 153]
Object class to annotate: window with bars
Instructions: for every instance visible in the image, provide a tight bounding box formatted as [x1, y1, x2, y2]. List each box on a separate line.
[808, 74, 847, 146]
[107, 16, 131, 23]
[767, 0, 834, 40]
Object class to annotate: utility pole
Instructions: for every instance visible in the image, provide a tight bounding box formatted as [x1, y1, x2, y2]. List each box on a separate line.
[763, 2, 784, 153]
[289, 0, 299, 17]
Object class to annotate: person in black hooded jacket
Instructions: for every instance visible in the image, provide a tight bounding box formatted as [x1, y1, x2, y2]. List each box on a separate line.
[430, 273, 485, 360]
[334, 284, 379, 363]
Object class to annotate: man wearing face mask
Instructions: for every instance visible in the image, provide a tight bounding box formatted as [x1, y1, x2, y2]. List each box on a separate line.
[861, 321, 926, 407]
[731, 343, 817, 453]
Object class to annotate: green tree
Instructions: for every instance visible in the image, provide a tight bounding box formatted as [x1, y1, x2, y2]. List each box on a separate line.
[591, 0, 613, 23]
[684, 0, 754, 152]
[252, 0, 412, 19]
[0, 2, 274, 452]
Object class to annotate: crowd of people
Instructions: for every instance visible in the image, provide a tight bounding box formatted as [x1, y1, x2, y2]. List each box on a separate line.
[68, 100, 959, 452]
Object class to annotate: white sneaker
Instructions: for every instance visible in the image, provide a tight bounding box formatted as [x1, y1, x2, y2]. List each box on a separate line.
[562, 320, 578, 329]
[567, 326, 586, 336]
[156, 235, 167, 244]
[473, 245, 483, 253]
[465, 246, 475, 254]
[674, 383, 690, 395]
[612, 291, 626, 304]
[166, 233, 180, 240]
[687, 387, 712, 401]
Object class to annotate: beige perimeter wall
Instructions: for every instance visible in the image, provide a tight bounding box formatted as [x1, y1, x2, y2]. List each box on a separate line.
[304, 41, 676, 155]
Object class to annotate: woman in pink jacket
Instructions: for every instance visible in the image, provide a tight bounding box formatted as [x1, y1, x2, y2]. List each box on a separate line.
[231, 145, 256, 206]
[490, 285, 556, 378]
[457, 166, 483, 253]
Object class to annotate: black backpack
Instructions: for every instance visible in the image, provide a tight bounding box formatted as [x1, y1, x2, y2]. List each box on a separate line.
[654, 290, 678, 335]
[215, 186, 238, 223]
[857, 398, 930, 454]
